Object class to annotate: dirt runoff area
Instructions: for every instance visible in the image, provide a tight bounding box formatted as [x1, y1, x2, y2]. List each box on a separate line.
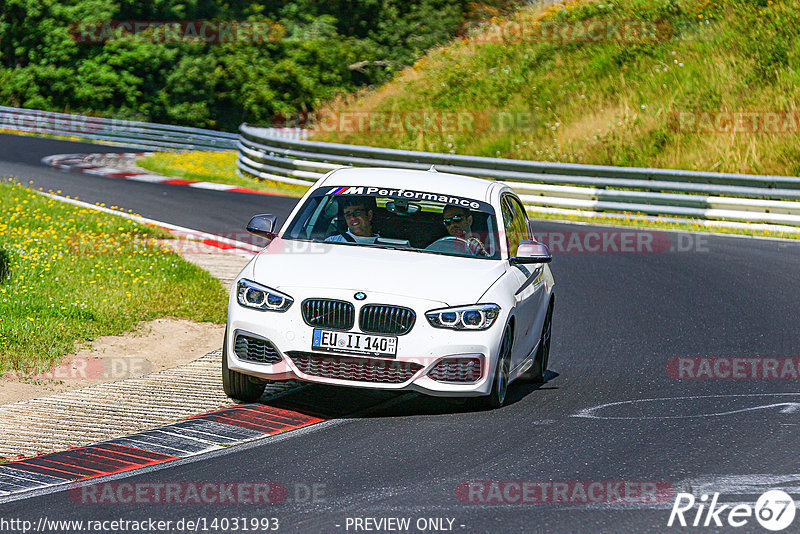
[1, 318, 225, 405]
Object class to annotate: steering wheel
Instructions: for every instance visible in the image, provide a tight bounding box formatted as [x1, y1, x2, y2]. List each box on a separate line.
[425, 236, 472, 254]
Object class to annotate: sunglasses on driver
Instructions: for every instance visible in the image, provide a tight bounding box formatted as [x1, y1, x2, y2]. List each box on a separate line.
[442, 215, 466, 226]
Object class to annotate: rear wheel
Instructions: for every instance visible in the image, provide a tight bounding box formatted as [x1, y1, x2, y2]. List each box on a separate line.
[476, 324, 513, 410]
[528, 303, 553, 383]
[222, 330, 266, 402]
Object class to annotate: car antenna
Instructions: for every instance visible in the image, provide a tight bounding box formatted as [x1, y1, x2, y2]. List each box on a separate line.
[428, 165, 438, 173]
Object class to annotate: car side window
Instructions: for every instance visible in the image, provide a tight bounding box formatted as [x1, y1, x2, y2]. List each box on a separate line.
[502, 195, 530, 257]
[510, 195, 531, 241]
[500, 196, 517, 257]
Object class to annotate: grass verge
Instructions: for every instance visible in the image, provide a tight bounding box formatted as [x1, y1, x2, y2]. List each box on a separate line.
[305, 0, 800, 238]
[312, 0, 800, 176]
[0, 179, 227, 376]
[138, 150, 309, 198]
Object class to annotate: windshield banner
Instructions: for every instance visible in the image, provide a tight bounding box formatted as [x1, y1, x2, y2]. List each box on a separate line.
[323, 186, 488, 211]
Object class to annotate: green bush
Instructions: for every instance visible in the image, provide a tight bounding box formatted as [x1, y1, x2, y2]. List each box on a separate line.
[0, 0, 523, 131]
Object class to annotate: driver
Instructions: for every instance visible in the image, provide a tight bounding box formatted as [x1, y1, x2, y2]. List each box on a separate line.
[325, 197, 378, 244]
[442, 205, 489, 257]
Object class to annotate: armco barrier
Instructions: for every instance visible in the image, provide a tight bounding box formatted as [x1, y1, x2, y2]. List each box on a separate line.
[237, 124, 800, 229]
[0, 106, 304, 151]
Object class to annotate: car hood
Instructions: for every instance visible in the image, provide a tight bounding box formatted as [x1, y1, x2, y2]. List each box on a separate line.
[251, 238, 507, 306]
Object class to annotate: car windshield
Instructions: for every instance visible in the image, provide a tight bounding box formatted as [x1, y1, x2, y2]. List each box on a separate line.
[283, 185, 501, 259]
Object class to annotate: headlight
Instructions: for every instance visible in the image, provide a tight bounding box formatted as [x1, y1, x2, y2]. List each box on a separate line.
[237, 279, 293, 312]
[425, 304, 500, 331]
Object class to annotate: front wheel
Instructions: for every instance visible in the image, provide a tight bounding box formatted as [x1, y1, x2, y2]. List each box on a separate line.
[476, 324, 513, 410]
[222, 330, 266, 402]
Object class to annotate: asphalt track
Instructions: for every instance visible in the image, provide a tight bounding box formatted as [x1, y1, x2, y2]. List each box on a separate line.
[2, 132, 800, 533]
[0, 133, 299, 235]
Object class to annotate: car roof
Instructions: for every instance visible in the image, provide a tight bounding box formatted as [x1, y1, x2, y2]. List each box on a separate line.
[317, 167, 502, 203]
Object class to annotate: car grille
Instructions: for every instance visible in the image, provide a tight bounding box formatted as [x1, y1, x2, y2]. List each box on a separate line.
[288, 352, 423, 384]
[301, 299, 354, 330]
[234, 333, 282, 364]
[359, 304, 416, 335]
[427, 357, 483, 383]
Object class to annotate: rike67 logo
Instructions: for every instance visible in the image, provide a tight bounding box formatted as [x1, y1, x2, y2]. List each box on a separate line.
[668, 490, 796, 531]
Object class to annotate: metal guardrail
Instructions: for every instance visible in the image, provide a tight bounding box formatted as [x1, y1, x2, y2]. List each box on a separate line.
[0, 106, 304, 151]
[237, 124, 800, 229]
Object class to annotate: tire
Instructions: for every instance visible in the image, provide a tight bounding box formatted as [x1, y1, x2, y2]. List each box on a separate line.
[528, 303, 553, 383]
[476, 323, 513, 410]
[222, 330, 266, 402]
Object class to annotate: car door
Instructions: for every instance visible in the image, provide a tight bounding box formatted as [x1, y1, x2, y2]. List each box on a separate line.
[501, 194, 547, 372]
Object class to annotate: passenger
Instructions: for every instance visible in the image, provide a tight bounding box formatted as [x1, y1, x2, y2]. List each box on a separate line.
[325, 197, 378, 244]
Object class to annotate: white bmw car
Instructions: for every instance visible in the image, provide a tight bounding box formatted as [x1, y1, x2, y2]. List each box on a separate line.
[223, 167, 555, 408]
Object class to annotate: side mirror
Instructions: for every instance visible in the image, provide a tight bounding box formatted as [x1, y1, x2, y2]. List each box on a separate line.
[246, 214, 278, 239]
[511, 240, 552, 264]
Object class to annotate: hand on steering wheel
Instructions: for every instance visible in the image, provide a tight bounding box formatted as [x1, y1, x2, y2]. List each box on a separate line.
[466, 236, 490, 257]
[428, 236, 489, 257]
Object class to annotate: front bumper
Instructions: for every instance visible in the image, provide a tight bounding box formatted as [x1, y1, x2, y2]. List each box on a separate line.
[226, 288, 505, 397]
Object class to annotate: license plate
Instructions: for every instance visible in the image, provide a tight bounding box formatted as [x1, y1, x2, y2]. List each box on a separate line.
[312, 329, 397, 358]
